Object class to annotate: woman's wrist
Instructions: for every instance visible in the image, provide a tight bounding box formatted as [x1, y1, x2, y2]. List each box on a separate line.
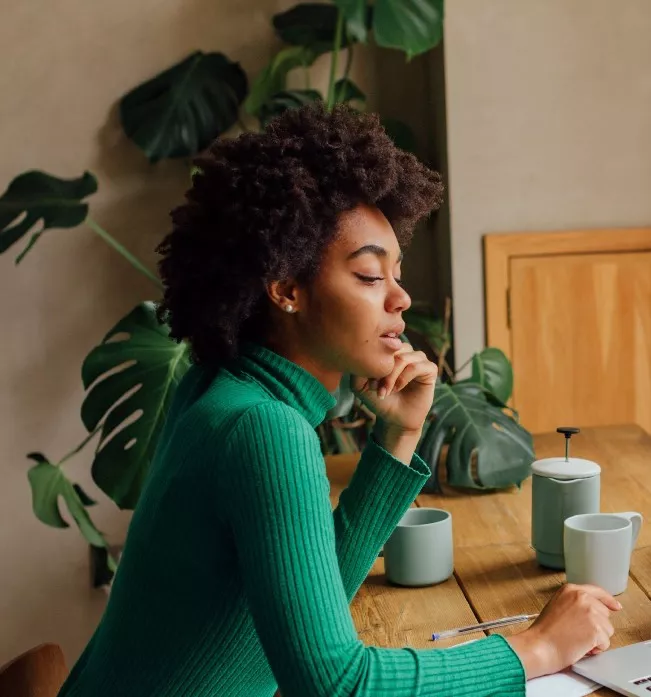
[372, 421, 422, 466]
[507, 629, 553, 680]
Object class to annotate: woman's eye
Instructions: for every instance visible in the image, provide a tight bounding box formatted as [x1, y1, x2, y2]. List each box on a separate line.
[355, 274, 384, 284]
[355, 274, 405, 288]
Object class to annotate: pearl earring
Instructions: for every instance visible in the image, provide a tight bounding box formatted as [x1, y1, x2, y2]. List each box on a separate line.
[285, 305, 294, 313]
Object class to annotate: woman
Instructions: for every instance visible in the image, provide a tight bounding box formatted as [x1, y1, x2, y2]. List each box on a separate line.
[58, 103, 619, 697]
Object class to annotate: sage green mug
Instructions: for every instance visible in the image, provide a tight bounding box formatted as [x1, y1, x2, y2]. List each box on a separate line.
[383, 508, 454, 587]
[564, 512, 643, 595]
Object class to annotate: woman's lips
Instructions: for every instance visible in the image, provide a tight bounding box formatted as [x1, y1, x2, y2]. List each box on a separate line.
[380, 335, 403, 351]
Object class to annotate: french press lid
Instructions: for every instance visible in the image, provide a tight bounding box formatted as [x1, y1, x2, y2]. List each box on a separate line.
[531, 427, 601, 480]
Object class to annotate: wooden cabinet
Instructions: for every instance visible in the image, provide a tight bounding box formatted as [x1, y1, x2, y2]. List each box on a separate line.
[484, 229, 651, 434]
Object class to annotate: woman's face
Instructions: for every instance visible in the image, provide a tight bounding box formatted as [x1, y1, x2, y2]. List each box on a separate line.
[286, 204, 412, 385]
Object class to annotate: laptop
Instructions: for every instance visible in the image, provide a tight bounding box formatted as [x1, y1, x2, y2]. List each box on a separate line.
[572, 640, 651, 696]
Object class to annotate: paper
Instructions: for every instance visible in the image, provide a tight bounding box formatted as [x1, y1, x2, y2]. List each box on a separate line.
[525, 669, 599, 697]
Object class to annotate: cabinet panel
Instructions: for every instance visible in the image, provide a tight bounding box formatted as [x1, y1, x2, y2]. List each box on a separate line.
[510, 252, 651, 433]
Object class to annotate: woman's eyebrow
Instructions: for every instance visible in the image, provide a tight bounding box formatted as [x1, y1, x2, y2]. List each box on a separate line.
[346, 244, 403, 262]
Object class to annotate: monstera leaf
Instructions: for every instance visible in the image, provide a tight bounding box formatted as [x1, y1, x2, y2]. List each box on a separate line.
[333, 0, 444, 58]
[26, 453, 106, 548]
[404, 307, 448, 352]
[419, 382, 535, 493]
[273, 4, 359, 53]
[381, 117, 417, 154]
[258, 89, 323, 128]
[331, 0, 371, 42]
[81, 302, 190, 509]
[120, 51, 248, 162]
[0, 171, 97, 263]
[246, 46, 318, 118]
[334, 78, 366, 105]
[466, 347, 514, 404]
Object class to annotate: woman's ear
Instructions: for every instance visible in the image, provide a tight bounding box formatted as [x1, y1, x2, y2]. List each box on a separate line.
[267, 279, 301, 313]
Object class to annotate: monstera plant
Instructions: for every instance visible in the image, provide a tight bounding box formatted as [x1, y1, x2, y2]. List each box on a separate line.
[419, 347, 533, 493]
[114, 1, 445, 163]
[0, 0, 534, 576]
[321, 304, 534, 494]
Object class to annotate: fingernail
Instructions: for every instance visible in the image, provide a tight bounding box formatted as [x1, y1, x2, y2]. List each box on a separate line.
[617, 601, 623, 610]
[378, 387, 386, 399]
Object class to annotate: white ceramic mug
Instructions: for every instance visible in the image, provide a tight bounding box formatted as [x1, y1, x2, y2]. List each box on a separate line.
[564, 512, 643, 595]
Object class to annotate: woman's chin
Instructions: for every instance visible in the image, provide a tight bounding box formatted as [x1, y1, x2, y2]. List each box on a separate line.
[356, 353, 397, 380]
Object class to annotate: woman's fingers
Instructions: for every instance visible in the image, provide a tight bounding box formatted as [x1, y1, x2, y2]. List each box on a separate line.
[352, 345, 436, 401]
[574, 584, 622, 612]
[594, 628, 612, 653]
[380, 349, 428, 397]
[510, 583, 620, 679]
[584, 604, 615, 655]
[390, 360, 435, 395]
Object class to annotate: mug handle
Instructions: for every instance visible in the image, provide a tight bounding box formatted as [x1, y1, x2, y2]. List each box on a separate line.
[615, 512, 643, 548]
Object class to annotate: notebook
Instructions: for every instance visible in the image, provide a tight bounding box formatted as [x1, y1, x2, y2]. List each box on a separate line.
[526, 669, 598, 697]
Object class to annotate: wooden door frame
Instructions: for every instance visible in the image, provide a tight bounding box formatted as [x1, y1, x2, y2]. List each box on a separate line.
[483, 228, 651, 360]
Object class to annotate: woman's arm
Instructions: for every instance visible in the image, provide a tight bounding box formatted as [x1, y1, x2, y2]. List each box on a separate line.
[332, 431, 431, 600]
[332, 345, 438, 600]
[221, 403, 525, 697]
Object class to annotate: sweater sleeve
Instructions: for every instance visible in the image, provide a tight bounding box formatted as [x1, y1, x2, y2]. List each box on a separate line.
[222, 403, 525, 697]
[333, 434, 431, 601]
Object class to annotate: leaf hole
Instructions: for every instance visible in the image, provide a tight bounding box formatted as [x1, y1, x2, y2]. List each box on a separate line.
[98, 406, 144, 451]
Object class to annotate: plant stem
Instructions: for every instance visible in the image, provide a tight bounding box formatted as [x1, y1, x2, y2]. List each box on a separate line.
[436, 297, 452, 375]
[454, 356, 473, 378]
[326, 11, 345, 109]
[86, 217, 163, 290]
[237, 116, 249, 133]
[342, 44, 354, 83]
[58, 425, 103, 467]
[106, 552, 119, 574]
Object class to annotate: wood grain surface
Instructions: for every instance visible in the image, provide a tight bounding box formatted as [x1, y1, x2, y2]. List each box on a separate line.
[326, 425, 651, 696]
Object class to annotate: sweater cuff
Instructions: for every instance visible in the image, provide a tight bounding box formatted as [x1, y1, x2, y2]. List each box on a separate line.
[335, 436, 430, 561]
[431, 635, 526, 695]
[345, 435, 430, 524]
[364, 432, 431, 476]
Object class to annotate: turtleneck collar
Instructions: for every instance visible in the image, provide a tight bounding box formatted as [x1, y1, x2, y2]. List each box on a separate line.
[229, 342, 337, 428]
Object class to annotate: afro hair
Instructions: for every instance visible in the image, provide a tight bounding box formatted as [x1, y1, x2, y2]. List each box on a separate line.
[155, 101, 444, 368]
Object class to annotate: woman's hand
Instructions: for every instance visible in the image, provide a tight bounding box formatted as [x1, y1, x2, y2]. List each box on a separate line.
[507, 583, 620, 680]
[351, 344, 438, 435]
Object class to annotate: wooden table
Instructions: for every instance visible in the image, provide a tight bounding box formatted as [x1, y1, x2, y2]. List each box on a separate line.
[325, 425, 651, 696]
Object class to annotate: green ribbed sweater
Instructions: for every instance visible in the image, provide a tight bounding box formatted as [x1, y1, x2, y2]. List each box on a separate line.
[58, 342, 525, 697]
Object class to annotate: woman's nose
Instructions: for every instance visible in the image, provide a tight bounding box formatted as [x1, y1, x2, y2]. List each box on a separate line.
[387, 280, 411, 313]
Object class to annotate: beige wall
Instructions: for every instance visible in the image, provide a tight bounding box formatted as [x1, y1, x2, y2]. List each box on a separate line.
[444, 1, 651, 368]
[0, 0, 438, 667]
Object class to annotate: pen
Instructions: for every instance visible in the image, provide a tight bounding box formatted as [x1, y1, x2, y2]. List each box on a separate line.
[431, 613, 539, 641]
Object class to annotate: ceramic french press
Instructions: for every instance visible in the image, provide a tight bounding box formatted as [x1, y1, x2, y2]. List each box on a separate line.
[531, 427, 601, 569]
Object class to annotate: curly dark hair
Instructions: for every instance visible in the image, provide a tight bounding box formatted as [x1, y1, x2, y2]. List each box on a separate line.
[155, 101, 444, 368]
